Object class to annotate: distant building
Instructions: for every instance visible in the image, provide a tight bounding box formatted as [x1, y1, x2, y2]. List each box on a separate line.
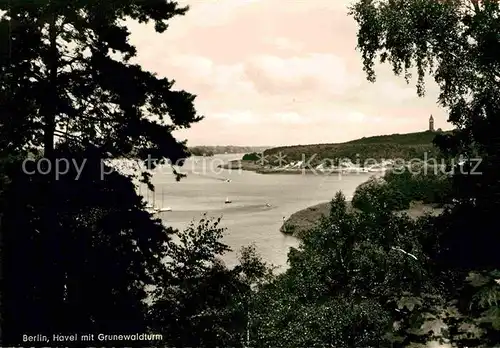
[429, 115, 434, 132]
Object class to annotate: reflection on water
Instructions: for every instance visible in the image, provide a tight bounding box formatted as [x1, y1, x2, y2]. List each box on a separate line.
[140, 154, 372, 271]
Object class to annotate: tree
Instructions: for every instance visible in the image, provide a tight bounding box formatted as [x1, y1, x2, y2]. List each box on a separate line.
[0, 0, 204, 345]
[0, 147, 173, 345]
[149, 219, 274, 348]
[250, 192, 442, 347]
[242, 152, 260, 161]
[350, 0, 500, 345]
[349, 0, 500, 210]
[1, 0, 201, 167]
[2, 146, 271, 347]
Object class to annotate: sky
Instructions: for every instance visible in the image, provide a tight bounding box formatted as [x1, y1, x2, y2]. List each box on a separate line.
[128, 0, 450, 147]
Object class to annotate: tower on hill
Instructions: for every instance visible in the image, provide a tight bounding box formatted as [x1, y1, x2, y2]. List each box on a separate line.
[429, 115, 434, 132]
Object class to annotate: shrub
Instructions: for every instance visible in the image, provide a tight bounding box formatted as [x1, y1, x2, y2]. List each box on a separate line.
[280, 222, 297, 235]
[384, 168, 452, 207]
[352, 177, 411, 211]
[242, 152, 260, 161]
[353, 168, 452, 212]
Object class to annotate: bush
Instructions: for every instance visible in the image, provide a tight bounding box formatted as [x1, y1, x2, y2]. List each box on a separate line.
[385, 168, 452, 206]
[280, 221, 297, 235]
[254, 191, 437, 347]
[352, 169, 452, 212]
[242, 152, 260, 161]
[352, 177, 411, 211]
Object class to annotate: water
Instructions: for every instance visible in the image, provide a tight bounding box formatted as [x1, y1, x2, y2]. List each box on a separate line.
[139, 154, 372, 271]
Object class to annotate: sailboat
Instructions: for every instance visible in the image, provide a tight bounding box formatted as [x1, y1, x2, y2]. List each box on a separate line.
[152, 189, 160, 211]
[157, 187, 172, 212]
[144, 188, 160, 213]
[225, 197, 232, 204]
[145, 188, 154, 209]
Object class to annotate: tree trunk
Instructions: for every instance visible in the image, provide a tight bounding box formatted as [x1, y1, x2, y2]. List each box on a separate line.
[0, 214, 3, 345]
[43, 9, 67, 332]
[44, 12, 57, 157]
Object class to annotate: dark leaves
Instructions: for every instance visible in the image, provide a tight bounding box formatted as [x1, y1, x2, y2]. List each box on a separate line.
[1, 0, 201, 173]
[350, 1, 500, 344]
[0, 150, 170, 343]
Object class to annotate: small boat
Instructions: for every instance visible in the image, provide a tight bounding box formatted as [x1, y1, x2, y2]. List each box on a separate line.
[158, 207, 172, 212]
[225, 197, 232, 204]
[265, 203, 271, 207]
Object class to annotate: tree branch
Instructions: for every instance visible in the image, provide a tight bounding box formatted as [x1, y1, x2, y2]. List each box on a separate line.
[391, 247, 418, 261]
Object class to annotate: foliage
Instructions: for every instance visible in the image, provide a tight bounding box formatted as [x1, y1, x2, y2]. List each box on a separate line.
[385, 168, 452, 206]
[442, 270, 500, 347]
[0, 1, 253, 346]
[0, 0, 202, 182]
[352, 168, 452, 212]
[349, 0, 500, 207]
[279, 202, 335, 238]
[252, 192, 442, 347]
[190, 146, 269, 156]
[149, 221, 274, 348]
[149, 216, 241, 347]
[345, 131, 449, 145]
[264, 131, 445, 165]
[0, 148, 274, 346]
[1, 148, 171, 344]
[234, 243, 276, 286]
[350, 0, 500, 345]
[352, 176, 409, 211]
[279, 220, 297, 236]
[5, 0, 500, 346]
[190, 148, 215, 156]
[242, 152, 260, 161]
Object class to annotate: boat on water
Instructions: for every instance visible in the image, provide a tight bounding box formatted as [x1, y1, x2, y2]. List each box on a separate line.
[225, 197, 232, 204]
[265, 203, 271, 207]
[145, 206, 172, 214]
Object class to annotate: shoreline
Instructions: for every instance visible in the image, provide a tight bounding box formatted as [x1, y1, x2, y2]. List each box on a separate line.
[218, 162, 386, 175]
[280, 201, 353, 238]
[281, 200, 445, 239]
[218, 160, 445, 175]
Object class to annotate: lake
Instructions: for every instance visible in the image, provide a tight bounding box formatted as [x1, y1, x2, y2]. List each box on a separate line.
[139, 154, 372, 271]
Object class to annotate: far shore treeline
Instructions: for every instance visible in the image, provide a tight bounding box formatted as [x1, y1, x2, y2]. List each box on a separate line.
[240, 130, 454, 166]
[261, 130, 452, 164]
[189, 146, 270, 156]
